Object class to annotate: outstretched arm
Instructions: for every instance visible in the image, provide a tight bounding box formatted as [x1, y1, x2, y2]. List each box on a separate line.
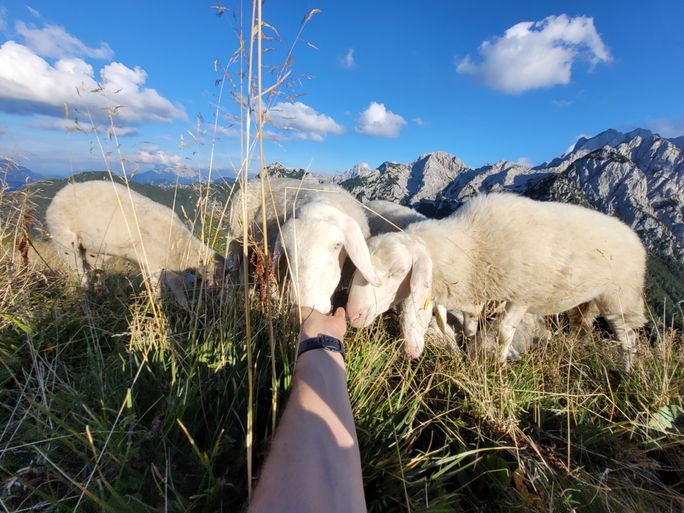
[248, 307, 367, 513]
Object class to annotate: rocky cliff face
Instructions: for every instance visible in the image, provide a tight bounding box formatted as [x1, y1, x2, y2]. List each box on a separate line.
[527, 131, 684, 260]
[329, 129, 684, 261]
[337, 151, 466, 205]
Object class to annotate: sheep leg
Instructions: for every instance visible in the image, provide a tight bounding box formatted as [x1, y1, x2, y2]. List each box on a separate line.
[497, 304, 528, 364]
[568, 300, 599, 339]
[603, 313, 637, 373]
[454, 303, 483, 338]
[433, 304, 458, 352]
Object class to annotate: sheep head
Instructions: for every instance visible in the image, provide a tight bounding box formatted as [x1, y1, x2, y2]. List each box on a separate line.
[346, 233, 433, 335]
[274, 201, 380, 313]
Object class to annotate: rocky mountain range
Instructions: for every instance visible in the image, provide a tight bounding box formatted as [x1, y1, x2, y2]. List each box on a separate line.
[0, 159, 44, 190]
[298, 128, 683, 262]
[4, 128, 683, 263]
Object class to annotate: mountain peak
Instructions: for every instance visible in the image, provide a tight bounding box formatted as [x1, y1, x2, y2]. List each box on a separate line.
[416, 150, 464, 168]
[571, 128, 656, 155]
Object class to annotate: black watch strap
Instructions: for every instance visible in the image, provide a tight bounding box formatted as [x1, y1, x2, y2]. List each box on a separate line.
[297, 335, 345, 360]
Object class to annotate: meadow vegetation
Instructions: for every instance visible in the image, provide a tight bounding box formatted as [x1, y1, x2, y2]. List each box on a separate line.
[1, 181, 683, 512]
[1, 1, 683, 511]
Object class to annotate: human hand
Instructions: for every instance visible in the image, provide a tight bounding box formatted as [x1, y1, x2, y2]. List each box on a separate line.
[293, 306, 347, 342]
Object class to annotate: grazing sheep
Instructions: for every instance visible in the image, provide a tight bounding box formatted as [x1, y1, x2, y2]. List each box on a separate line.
[227, 177, 379, 313]
[46, 181, 225, 308]
[363, 200, 472, 349]
[347, 193, 646, 371]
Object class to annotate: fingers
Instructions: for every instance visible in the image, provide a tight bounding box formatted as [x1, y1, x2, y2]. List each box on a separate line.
[333, 306, 346, 320]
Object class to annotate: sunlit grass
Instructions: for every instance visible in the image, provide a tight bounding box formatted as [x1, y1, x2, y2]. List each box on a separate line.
[1, 0, 683, 511]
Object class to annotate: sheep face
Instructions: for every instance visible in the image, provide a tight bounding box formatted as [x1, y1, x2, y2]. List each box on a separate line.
[275, 203, 380, 313]
[347, 233, 433, 332]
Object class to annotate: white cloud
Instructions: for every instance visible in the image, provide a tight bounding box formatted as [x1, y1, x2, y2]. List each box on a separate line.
[647, 117, 684, 138]
[514, 156, 534, 168]
[131, 147, 196, 177]
[266, 101, 342, 141]
[135, 147, 184, 166]
[456, 14, 611, 94]
[341, 48, 355, 69]
[567, 133, 590, 154]
[216, 125, 239, 138]
[413, 117, 428, 126]
[26, 6, 41, 18]
[356, 101, 406, 137]
[29, 116, 138, 136]
[0, 7, 7, 31]
[16, 21, 114, 60]
[0, 41, 186, 124]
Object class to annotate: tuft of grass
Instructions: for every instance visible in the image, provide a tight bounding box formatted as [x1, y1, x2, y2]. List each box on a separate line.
[2, 2, 683, 512]
[1, 178, 684, 512]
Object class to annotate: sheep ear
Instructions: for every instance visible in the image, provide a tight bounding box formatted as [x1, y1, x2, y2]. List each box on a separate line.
[342, 217, 381, 287]
[400, 297, 429, 358]
[408, 244, 433, 334]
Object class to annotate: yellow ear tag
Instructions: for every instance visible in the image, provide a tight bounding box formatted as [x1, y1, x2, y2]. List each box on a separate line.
[423, 292, 431, 311]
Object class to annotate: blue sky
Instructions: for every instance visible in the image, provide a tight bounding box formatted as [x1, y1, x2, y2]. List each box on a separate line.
[0, 0, 682, 176]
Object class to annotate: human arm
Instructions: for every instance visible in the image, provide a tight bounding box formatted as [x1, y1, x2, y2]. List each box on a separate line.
[248, 307, 367, 513]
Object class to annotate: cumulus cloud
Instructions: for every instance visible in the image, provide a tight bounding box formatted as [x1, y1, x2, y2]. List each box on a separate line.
[648, 117, 684, 138]
[356, 101, 406, 137]
[457, 14, 611, 94]
[514, 156, 534, 168]
[131, 147, 197, 177]
[567, 133, 590, 153]
[135, 147, 185, 166]
[29, 116, 138, 136]
[266, 101, 343, 141]
[341, 48, 355, 69]
[0, 41, 186, 124]
[16, 21, 114, 59]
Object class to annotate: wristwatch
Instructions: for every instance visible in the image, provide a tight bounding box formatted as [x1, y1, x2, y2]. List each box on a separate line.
[297, 335, 345, 360]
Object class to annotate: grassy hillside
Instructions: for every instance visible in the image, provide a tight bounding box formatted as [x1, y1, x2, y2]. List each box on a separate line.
[0, 180, 682, 512]
[15, 171, 235, 227]
[646, 254, 684, 328]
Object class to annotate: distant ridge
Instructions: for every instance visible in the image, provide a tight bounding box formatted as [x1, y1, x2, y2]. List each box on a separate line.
[325, 128, 683, 262]
[8, 128, 684, 261]
[0, 159, 44, 190]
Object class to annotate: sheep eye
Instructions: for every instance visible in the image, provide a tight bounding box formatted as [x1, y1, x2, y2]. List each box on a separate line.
[332, 242, 343, 252]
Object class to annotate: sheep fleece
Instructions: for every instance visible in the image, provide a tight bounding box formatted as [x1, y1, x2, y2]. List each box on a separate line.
[411, 193, 646, 326]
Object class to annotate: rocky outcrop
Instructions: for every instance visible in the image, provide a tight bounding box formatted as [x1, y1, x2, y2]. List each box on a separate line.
[337, 151, 466, 205]
[334, 129, 684, 261]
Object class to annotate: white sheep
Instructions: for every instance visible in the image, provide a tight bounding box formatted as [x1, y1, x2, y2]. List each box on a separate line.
[346, 193, 646, 371]
[227, 177, 379, 313]
[46, 181, 225, 307]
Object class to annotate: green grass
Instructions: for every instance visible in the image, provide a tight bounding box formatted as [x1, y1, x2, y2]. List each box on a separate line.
[1, 237, 683, 512]
[2, 176, 683, 512]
